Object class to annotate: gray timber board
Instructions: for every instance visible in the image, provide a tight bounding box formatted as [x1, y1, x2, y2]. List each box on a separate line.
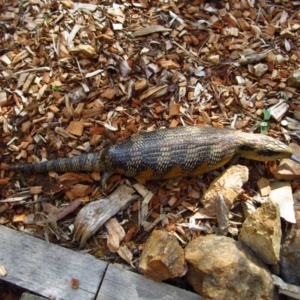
[0, 225, 107, 300]
[97, 264, 202, 300]
[0, 225, 202, 300]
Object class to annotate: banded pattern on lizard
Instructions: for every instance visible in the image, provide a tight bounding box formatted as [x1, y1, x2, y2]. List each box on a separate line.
[8, 126, 300, 185]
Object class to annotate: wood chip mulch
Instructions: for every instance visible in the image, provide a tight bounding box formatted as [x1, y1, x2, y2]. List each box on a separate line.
[1, 0, 300, 264]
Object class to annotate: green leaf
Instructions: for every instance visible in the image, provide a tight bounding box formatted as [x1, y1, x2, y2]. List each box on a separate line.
[52, 85, 61, 92]
[262, 109, 271, 121]
[259, 121, 270, 135]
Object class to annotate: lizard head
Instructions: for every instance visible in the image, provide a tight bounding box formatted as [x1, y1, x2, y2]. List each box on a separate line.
[236, 132, 299, 162]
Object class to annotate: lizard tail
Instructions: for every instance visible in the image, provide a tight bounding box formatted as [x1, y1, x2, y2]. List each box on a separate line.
[10, 152, 104, 173]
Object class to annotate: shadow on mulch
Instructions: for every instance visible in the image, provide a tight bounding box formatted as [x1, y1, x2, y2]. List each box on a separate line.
[0, 280, 27, 300]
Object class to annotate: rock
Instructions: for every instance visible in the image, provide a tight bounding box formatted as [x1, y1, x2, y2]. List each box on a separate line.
[293, 189, 300, 210]
[269, 181, 296, 224]
[280, 189, 300, 285]
[139, 230, 187, 282]
[239, 200, 281, 265]
[185, 235, 274, 299]
[257, 177, 271, 197]
[200, 165, 249, 216]
[241, 200, 257, 219]
[272, 143, 300, 181]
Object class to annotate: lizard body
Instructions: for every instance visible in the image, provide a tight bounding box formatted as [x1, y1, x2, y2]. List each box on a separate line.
[8, 126, 299, 184]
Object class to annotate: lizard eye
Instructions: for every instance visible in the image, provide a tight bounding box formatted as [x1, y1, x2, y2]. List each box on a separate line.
[257, 150, 281, 157]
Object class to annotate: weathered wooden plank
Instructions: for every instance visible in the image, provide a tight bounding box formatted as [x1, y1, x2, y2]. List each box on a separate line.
[97, 264, 202, 300]
[0, 225, 107, 300]
[0, 225, 203, 300]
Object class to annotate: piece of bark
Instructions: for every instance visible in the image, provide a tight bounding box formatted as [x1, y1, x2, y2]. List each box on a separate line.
[215, 193, 229, 236]
[272, 275, 300, 300]
[169, 103, 181, 117]
[134, 79, 148, 92]
[70, 44, 97, 59]
[74, 185, 137, 248]
[133, 25, 172, 37]
[139, 85, 168, 101]
[68, 184, 93, 198]
[67, 121, 84, 136]
[105, 217, 125, 253]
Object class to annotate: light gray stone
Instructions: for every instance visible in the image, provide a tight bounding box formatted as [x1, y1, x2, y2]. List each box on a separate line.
[200, 165, 249, 216]
[139, 230, 187, 282]
[185, 235, 274, 299]
[239, 200, 281, 265]
[280, 189, 300, 285]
